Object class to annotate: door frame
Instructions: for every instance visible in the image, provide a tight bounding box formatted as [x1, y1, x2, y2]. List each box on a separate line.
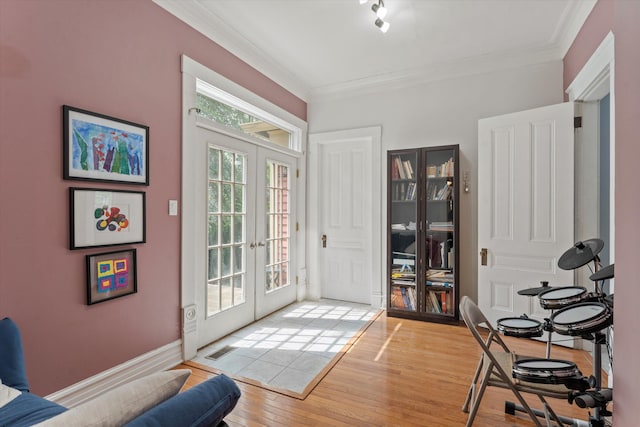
[565, 31, 615, 377]
[308, 127, 383, 307]
[181, 55, 307, 360]
[566, 31, 615, 271]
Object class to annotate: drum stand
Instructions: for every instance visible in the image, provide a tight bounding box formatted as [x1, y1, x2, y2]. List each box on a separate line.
[506, 242, 614, 426]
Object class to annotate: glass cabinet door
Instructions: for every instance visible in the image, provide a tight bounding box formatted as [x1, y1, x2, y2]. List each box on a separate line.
[389, 151, 418, 312]
[424, 148, 456, 316]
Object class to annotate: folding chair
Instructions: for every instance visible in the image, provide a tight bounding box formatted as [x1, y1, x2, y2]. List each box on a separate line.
[459, 296, 574, 427]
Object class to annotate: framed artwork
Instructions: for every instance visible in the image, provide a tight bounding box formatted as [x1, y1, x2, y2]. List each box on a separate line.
[70, 188, 146, 250]
[63, 105, 149, 185]
[86, 249, 137, 305]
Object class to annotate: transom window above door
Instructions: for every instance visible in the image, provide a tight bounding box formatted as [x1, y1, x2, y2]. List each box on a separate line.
[196, 79, 302, 152]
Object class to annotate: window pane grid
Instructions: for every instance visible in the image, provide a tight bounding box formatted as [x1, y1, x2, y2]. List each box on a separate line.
[207, 147, 247, 316]
[265, 160, 290, 293]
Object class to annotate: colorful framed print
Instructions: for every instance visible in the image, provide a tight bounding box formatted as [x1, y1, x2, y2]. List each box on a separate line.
[63, 105, 149, 185]
[86, 249, 137, 305]
[70, 188, 146, 250]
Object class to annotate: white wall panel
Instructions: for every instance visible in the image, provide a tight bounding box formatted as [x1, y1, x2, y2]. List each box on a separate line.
[530, 120, 556, 242]
[491, 128, 514, 241]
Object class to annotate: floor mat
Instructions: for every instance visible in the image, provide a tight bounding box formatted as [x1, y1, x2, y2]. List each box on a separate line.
[185, 300, 381, 399]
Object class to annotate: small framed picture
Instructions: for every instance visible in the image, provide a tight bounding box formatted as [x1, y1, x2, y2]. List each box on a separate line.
[70, 188, 146, 250]
[86, 249, 137, 305]
[63, 105, 149, 185]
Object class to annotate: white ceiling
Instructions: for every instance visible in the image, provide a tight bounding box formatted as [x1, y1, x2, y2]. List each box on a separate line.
[154, 0, 596, 101]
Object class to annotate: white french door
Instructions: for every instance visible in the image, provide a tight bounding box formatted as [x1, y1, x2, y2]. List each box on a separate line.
[255, 149, 297, 318]
[189, 125, 297, 348]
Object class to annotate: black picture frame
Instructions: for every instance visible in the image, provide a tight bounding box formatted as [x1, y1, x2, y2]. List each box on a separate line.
[63, 105, 149, 185]
[70, 187, 146, 250]
[86, 249, 137, 305]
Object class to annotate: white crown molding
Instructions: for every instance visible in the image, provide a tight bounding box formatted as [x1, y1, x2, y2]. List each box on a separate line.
[554, 0, 598, 58]
[154, 0, 596, 105]
[153, 0, 311, 102]
[310, 46, 562, 102]
[45, 340, 183, 408]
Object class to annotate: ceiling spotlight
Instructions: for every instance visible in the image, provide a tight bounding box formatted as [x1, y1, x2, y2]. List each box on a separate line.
[375, 18, 390, 33]
[371, 0, 387, 19]
[359, 0, 368, 4]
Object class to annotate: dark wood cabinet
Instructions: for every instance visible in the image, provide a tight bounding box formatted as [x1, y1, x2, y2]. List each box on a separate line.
[387, 145, 459, 323]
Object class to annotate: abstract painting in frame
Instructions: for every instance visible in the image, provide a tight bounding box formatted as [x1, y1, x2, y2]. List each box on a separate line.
[86, 249, 137, 305]
[63, 105, 149, 185]
[70, 188, 146, 250]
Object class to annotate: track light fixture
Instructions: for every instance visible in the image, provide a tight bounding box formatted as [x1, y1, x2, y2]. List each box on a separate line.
[371, 0, 387, 19]
[360, 0, 391, 33]
[375, 18, 390, 33]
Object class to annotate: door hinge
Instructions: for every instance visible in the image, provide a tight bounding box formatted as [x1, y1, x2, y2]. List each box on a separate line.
[574, 116, 582, 129]
[296, 168, 299, 178]
[296, 275, 299, 285]
[296, 222, 299, 231]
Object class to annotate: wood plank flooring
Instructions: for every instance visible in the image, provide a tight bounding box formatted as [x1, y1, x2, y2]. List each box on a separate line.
[174, 313, 600, 426]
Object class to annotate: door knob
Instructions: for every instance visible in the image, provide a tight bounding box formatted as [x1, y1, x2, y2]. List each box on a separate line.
[480, 248, 488, 266]
[257, 241, 265, 247]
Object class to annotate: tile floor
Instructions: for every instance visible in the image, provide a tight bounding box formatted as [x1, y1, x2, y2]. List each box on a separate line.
[191, 299, 380, 395]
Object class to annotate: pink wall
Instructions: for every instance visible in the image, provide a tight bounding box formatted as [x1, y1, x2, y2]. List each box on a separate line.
[0, 0, 305, 395]
[563, 1, 640, 425]
[563, 0, 613, 90]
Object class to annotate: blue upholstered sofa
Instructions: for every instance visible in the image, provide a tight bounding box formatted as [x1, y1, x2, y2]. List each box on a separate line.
[0, 317, 241, 426]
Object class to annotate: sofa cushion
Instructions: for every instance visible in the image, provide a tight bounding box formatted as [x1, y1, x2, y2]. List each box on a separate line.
[0, 318, 30, 391]
[123, 374, 241, 427]
[0, 392, 67, 427]
[0, 383, 21, 408]
[35, 369, 191, 427]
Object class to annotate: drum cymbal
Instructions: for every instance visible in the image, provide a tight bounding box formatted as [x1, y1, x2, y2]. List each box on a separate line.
[518, 282, 553, 296]
[590, 264, 614, 281]
[558, 239, 605, 270]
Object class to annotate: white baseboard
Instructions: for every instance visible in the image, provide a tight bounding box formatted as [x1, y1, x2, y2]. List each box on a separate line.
[45, 340, 183, 408]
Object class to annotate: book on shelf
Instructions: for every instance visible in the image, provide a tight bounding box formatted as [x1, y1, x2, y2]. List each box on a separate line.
[428, 291, 441, 313]
[391, 286, 416, 311]
[426, 280, 453, 288]
[429, 221, 454, 232]
[426, 269, 453, 280]
[402, 160, 413, 179]
[392, 156, 415, 181]
[426, 157, 454, 178]
[426, 181, 452, 201]
[391, 287, 405, 309]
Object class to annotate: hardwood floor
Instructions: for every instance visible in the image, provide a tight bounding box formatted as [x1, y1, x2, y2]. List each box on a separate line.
[175, 313, 599, 426]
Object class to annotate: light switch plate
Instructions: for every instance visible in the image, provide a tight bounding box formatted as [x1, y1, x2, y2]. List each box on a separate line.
[169, 200, 178, 216]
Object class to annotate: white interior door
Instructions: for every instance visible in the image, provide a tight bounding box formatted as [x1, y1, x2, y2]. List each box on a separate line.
[477, 102, 575, 330]
[308, 127, 382, 306]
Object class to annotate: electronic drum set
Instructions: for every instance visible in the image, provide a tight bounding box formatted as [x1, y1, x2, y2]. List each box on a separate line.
[496, 239, 614, 427]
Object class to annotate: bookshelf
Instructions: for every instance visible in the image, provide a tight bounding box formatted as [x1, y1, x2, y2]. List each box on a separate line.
[387, 145, 459, 323]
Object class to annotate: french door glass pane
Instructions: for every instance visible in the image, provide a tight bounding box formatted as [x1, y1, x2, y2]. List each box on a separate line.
[208, 216, 218, 246]
[208, 183, 219, 213]
[265, 160, 290, 293]
[221, 215, 232, 245]
[208, 148, 219, 180]
[207, 147, 247, 317]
